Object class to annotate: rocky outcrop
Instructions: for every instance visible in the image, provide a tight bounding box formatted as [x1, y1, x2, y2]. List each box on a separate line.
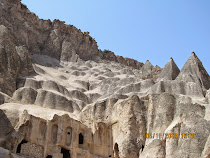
[101, 50, 144, 69]
[0, 92, 10, 105]
[0, 25, 34, 96]
[112, 96, 146, 158]
[80, 95, 146, 158]
[0, 0, 143, 70]
[0, 105, 113, 158]
[0, 25, 20, 96]
[0, 0, 210, 158]
[140, 61, 162, 80]
[158, 58, 180, 81]
[0, 109, 13, 137]
[139, 94, 210, 158]
[0, 147, 13, 158]
[0, 51, 209, 158]
[149, 80, 204, 97]
[176, 52, 210, 90]
[202, 135, 210, 158]
[16, 46, 34, 76]
[141, 60, 154, 79]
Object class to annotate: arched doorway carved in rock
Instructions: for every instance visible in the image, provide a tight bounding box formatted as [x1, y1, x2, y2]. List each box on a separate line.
[114, 143, 120, 158]
[16, 140, 28, 153]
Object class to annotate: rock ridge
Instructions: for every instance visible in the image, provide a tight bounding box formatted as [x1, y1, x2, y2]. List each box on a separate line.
[0, 0, 144, 69]
[0, 0, 210, 158]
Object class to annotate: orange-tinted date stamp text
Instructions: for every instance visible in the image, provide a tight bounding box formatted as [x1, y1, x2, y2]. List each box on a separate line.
[146, 133, 196, 139]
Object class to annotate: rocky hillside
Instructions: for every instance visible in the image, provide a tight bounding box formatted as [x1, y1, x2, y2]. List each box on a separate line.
[0, 0, 210, 158]
[0, 0, 143, 68]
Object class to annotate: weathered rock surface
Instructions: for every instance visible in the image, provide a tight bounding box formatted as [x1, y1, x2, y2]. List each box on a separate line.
[0, 0, 144, 70]
[176, 52, 210, 90]
[0, 92, 10, 105]
[141, 60, 154, 79]
[0, 25, 20, 96]
[15, 46, 34, 76]
[0, 25, 34, 96]
[0, 0, 210, 158]
[158, 58, 180, 81]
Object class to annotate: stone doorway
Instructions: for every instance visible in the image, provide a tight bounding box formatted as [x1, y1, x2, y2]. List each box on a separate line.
[114, 143, 120, 158]
[16, 140, 28, 153]
[61, 148, 71, 158]
[79, 133, 84, 144]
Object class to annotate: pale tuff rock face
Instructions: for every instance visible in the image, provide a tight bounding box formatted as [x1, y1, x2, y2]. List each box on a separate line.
[176, 52, 210, 90]
[0, 0, 210, 158]
[157, 58, 180, 81]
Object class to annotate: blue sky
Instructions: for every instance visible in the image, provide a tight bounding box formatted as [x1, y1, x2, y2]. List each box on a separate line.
[22, 0, 210, 73]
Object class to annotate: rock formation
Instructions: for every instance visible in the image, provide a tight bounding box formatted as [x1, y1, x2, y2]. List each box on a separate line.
[0, 0, 209, 158]
[157, 58, 180, 81]
[176, 52, 210, 90]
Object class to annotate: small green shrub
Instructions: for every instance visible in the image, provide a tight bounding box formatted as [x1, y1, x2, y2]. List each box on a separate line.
[21, 3, 28, 9]
[103, 49, 111, 52]
[89, 36, 93, 42]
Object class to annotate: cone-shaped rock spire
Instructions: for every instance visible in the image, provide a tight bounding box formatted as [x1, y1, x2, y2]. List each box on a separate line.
[141, 60, 154, 73]
[176, 52, 210, 89]
[141, 60, 154, 78]
[158, 58, 180, 81]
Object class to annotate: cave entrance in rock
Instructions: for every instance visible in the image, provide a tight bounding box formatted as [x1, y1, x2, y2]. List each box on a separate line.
[141, 145, 144, 152]
[114, 143, 120, 158]
[46, 155, 53, 158]
[16, 140, 28, 153]
[79, 133, 84, 144]
[61, 148, 71, 158]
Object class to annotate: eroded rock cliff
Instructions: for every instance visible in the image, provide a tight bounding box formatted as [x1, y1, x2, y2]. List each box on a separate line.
[0, 0, 210, 158]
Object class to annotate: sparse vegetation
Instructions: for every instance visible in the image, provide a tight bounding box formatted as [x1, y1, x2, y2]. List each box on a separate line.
[89, 36, 93, 42]
[21, 3, 28, 9]
[103, 49, 111, 53]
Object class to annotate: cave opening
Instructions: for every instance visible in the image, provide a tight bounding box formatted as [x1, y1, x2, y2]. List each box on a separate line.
[46, 155, 53, 158]
[141, 145, 144, 151]
[16, 140, 28, 153]
[61, 148, 71, 158]
[114, 143, 119, 158]
[79, 133, 84, 144]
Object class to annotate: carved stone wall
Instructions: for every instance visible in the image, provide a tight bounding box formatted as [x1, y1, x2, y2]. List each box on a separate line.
[3, 109, 113, 158]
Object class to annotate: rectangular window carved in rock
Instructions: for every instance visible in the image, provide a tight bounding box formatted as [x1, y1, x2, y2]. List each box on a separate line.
[51, 124, 58, 144]
[79, 133, 84, 144]
[65, 127, 72, 146]
[39, 121, 47, 140]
